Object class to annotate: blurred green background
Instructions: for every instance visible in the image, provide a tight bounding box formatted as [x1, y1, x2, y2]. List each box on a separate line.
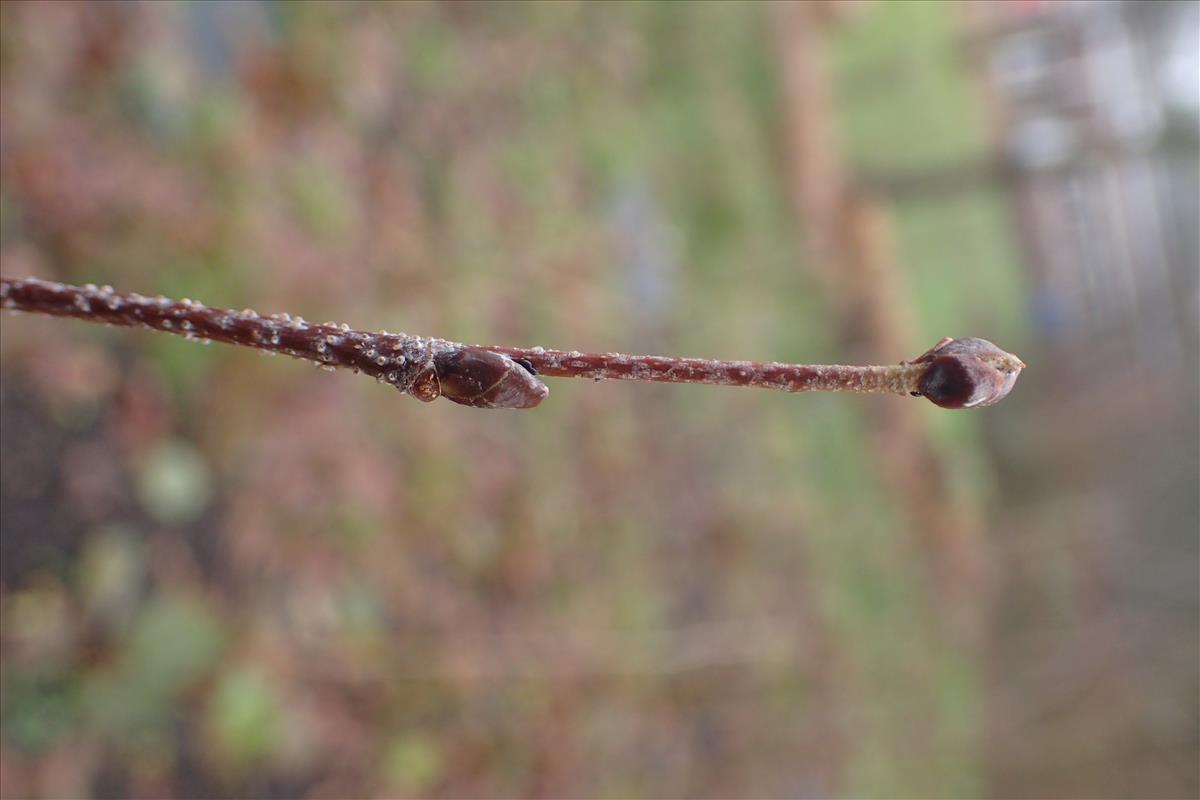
[1, 2, 1196, 798]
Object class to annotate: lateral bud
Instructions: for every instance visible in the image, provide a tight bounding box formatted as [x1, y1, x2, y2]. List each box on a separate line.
[432, 347, 549, 409]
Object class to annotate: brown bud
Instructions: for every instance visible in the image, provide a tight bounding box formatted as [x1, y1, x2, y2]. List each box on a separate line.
[433, 347, 549, 409]
[409, 368, 441, 403]
[911, 337, 1025, 409]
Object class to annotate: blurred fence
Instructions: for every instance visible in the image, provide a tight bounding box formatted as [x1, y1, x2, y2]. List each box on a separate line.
[964, 1, 1199, 796]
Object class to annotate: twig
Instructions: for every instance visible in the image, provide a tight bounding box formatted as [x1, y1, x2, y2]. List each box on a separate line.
[0, 277, 1024, 409]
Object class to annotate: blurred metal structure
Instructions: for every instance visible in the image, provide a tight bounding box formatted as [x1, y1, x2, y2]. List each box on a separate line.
[963, 1, 1199, 797]
[974, 0, 1198, 348]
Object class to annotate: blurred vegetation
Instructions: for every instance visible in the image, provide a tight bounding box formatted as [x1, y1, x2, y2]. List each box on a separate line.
[0, 2, 1125, 799]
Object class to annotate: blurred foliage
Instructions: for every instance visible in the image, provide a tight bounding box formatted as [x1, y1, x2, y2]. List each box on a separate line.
[0, 2, 991, 797]
[2, 2, 1190, 799]
[136, 440, 212, 526]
